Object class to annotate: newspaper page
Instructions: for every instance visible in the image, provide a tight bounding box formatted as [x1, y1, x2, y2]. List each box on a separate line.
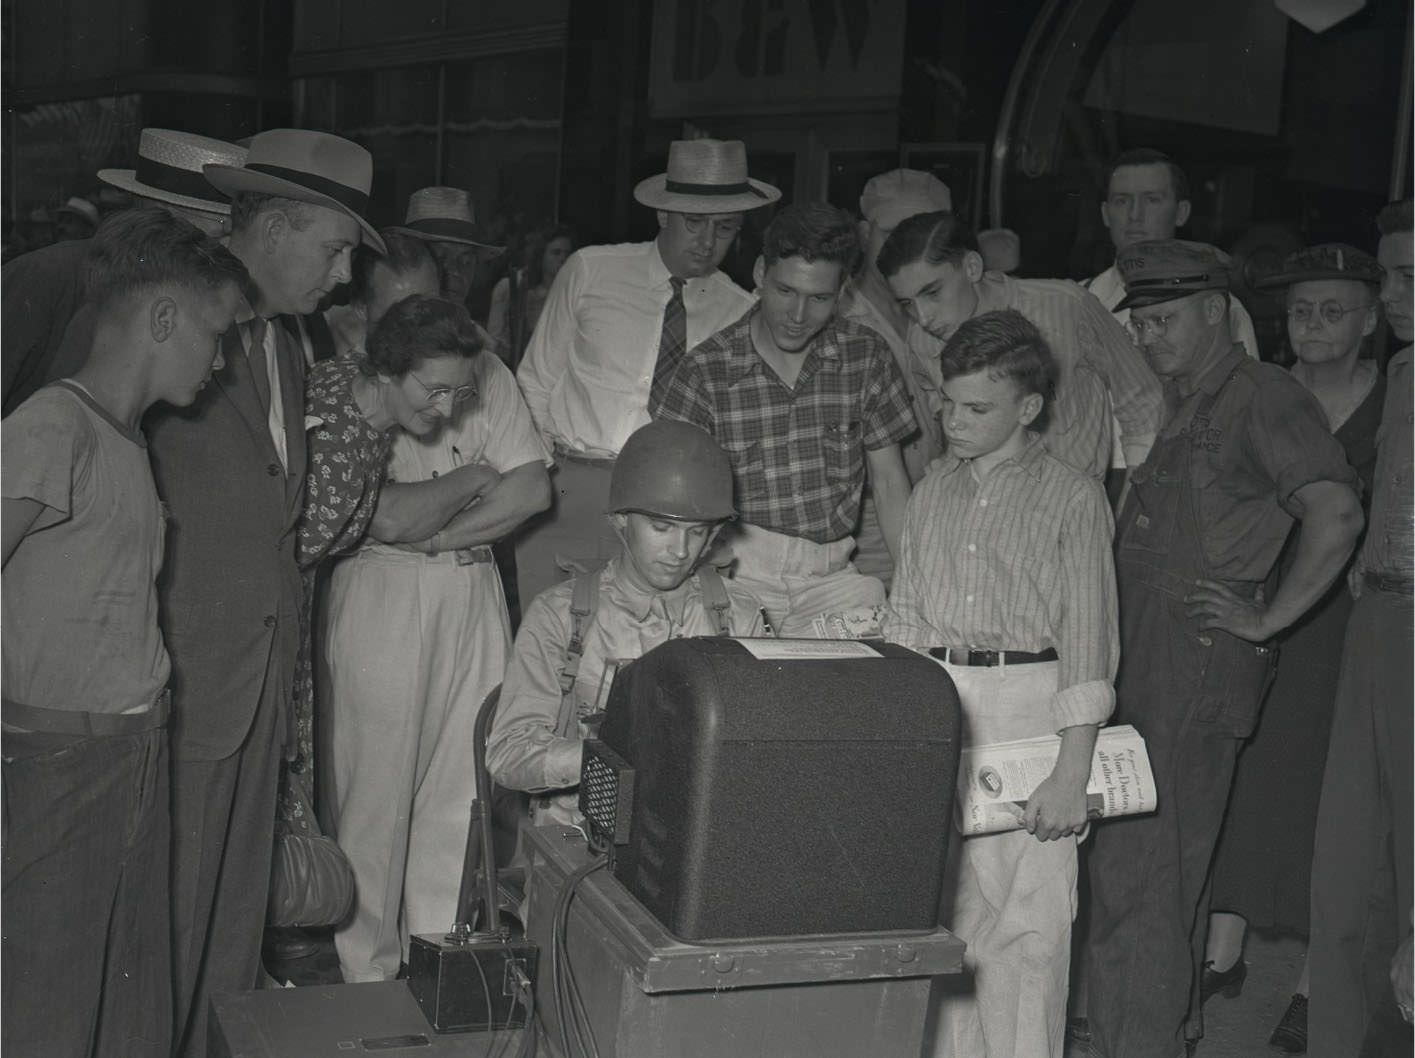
[955, 724, 1158, 836]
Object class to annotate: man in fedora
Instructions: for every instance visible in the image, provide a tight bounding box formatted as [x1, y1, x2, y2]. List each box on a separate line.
[390, 185, 505, 309]
[1078, 240, 1362, 1058]
[144, 127, 383, 1058]
[2, 128, 247, 414]
[515, 138, 779, 611]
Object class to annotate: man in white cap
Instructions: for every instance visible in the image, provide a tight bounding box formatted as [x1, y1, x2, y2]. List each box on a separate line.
[144, 127, 383, 1058]
[843, 169, 952, 587]
[514, 138, 780, 612]
[2, 128, 247, 414]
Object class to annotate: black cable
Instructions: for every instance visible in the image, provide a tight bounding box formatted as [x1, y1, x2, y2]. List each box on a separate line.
[549, 855, 606, 1058]
[468, 937, 494, 1039]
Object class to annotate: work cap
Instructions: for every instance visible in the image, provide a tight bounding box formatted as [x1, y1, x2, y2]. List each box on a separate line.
[1115, 239, 1232, 311]
[860, 169, 952, 231]
[1256, 242, 1383, 289]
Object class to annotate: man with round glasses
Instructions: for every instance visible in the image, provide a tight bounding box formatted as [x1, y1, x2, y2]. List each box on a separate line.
[1077, 238, 1363, 1058]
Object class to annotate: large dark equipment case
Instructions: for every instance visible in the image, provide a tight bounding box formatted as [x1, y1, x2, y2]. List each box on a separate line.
[583, 637, 961, 941]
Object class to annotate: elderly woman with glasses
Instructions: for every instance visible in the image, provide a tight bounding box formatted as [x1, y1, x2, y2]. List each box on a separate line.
[1203, 244, 1386, 1054]
[312, 286, 552, 985]
[278, 296, 486, 923]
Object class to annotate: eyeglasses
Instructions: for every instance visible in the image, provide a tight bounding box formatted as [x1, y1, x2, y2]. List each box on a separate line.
[1126, 311, 1179, 341]
[681, 215, 742, 239]
[1287, 300, 1370, 326]
[410, 371, 478, 406]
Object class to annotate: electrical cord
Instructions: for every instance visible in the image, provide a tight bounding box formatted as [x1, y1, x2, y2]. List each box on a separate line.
[550, 855, 606, 1058]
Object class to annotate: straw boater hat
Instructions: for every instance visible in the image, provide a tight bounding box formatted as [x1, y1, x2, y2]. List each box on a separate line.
[56, 196, 100, 227]
[99, 129, 248, 215]
[387, 186, 505, 252]
[634, 139, 781, 214]
[203, 128, 386, 254]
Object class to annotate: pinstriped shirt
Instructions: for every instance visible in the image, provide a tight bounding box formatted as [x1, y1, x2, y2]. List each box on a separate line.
[652, 309, 918, 543]
[884, 438, 1119, 731]
[973, 272, 1164, 477]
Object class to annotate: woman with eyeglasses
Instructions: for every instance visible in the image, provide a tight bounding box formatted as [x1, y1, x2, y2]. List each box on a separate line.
[1204, 244, 1387, 1055]
[311, 286, 552, 985]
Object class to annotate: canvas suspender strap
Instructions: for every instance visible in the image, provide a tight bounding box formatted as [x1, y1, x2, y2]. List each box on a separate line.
[697, 565, 734, 637]
[558, 568, 600, 698]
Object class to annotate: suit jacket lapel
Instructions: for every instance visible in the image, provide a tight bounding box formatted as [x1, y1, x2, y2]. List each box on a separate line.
[215, 324, 272, 445]
[272, 318, 309, 519]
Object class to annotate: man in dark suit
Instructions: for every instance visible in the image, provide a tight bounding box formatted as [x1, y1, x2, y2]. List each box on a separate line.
[145, 128, 385, 1058]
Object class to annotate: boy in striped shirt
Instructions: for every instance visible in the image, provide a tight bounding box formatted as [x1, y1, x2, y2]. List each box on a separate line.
[885, 308, 1119, 1058]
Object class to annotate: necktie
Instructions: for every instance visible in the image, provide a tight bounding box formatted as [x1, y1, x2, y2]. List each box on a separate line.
[650, 276, 687, 408]
[247, 317, 272, 415]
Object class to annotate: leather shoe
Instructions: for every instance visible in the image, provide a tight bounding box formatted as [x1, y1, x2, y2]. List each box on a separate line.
[1066, 1016, 1093, 1043]
[1268, 993, 1307, 1053]
[1200, 957, 1247, 1002]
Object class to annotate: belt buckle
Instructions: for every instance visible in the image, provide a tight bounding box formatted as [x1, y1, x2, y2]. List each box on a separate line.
[967, 649, 1000, 666]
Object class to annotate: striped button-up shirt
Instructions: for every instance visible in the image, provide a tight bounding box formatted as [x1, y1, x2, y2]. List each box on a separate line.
[973, 271, 1164, 477]
[652, 309, 918, 544]
[884, 438, 1119, 731]
[1363, 347, 1413, 577]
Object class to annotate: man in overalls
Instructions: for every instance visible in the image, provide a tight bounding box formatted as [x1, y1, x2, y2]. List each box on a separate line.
[1080, 240, 1364, 1058]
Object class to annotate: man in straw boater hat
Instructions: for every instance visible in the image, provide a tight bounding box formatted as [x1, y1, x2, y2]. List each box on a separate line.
[388, 184, 505, 309]
[2, 128, 247, 414]
[515, 138, 779, 612]
[1075, 240, 1363, 1058]
[143, 127, 383, 1058]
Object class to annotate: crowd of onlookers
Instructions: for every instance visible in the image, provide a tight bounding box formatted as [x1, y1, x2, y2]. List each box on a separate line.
[2, 123, 1410, 1058]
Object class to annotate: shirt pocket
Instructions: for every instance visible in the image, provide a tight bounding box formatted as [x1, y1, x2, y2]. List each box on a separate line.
[725, 441, 769, 503]
[822, 421, 862, 485]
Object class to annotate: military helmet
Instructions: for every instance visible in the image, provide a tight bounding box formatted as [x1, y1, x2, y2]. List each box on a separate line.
[609, 420, 736, 522]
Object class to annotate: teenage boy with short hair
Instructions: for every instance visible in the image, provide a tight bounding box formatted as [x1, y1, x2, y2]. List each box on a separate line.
[2, 207, 247, 1058]
[884, 308, 1119, 1058]
[653, 201, 917, 637]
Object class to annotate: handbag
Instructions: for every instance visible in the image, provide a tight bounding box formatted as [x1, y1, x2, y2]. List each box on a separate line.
[267, 760, 355, 928]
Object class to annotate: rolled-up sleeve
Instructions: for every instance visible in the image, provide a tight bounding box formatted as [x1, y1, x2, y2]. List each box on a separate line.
[1050, 479, 1119, 732]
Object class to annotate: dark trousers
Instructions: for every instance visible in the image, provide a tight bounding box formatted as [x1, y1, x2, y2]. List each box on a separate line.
[1308, 587, 1414, 1058]
[170, 686, 283, 1058]
[1085, 588, 1274, 1058]
[2, 716, 172, 1058]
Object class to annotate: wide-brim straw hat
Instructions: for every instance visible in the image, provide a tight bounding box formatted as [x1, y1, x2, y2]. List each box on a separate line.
[634, 139, 781, 214]
[99, 129, 248, 215]
[204, 128, 386, 254]
[386, 186, 505, 252]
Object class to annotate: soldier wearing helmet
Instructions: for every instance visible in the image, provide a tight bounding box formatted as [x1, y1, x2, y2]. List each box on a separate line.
[487, 420, 765, 826]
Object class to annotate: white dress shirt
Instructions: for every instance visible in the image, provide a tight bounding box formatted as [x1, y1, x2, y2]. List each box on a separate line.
[516, 240, 755, 458]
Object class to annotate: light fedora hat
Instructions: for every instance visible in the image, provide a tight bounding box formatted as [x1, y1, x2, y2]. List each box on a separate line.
[634, 139, 781, 214]
[387, 186, 505, 252]
[99, 129, 247, 215]
[204, 128, 386, 254]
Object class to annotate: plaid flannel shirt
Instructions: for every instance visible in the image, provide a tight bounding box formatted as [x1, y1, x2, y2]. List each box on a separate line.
[652, 308, 917, 543]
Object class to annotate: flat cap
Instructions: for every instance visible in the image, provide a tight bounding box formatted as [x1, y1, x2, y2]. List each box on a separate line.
[1256, 242, 1383, 289]
[860, 169, 952, 231]
[1116, 239, 1231, 310]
